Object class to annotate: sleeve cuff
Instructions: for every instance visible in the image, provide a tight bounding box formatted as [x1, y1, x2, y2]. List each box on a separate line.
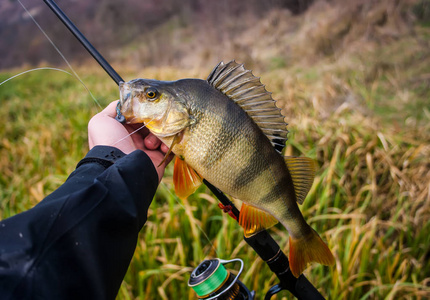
[76, 146, 126, 169]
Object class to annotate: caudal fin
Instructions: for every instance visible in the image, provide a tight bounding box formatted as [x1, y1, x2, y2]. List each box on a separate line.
[289, 229, 335, 278]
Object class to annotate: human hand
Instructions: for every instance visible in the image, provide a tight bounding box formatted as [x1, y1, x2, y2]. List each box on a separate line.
[88, 101, 173, 182]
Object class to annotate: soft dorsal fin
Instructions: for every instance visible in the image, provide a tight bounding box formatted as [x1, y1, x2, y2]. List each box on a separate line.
[284, 156, 316, 204]
[207, 61, 288, 153]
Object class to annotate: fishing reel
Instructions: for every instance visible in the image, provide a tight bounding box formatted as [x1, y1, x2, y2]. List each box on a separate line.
[188, 258, 254, 300]
[188, 182, 326, 300]
[188, 230, 326, 300]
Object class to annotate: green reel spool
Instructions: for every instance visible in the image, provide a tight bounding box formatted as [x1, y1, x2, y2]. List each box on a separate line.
[188, 258, 244, 299]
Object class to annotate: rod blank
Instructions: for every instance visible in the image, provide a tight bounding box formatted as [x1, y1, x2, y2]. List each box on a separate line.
[43, 0, 124, 85]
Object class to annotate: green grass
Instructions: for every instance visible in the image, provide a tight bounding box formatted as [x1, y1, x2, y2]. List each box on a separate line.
[1, 47, 430, 300]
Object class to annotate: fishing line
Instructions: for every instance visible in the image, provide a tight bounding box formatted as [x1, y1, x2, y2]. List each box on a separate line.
[110, 115, 158, 146]
[0, 67, 98, 108]
[111, 123, 148, 147]
[16, 0, 219, 260]
[0, 67, 72, 87]
[16, 0, 101, 109]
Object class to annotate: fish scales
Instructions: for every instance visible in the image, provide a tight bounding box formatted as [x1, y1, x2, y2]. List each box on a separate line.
[118, 61, 335, 277]
[177, 80, 298, 222]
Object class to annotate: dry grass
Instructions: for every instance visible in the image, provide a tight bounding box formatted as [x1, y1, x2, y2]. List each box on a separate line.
[1, 0, 430, 299]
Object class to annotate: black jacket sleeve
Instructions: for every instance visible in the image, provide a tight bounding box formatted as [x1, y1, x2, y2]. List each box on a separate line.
[0, 146, 159, 300]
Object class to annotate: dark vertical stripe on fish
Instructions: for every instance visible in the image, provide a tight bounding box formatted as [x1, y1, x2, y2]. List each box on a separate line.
[259, 180, 286, 205]
[259, 172, 294, 204]
[233, 143, 271, 189]
[198, 93, 246, 170]
[201, 115, 237, 169]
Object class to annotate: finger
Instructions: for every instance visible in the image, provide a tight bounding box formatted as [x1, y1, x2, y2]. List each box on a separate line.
[102, 100, 121, 118]
[130, 130, 145, 150]
[144, 133, 162, 150]
[88, 109, 137, 154]
[127, 124, 149, 137]
[123, 124, 147, 151]
[160, 142, 170, 154]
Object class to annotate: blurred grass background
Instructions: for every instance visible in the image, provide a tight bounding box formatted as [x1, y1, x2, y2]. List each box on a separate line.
[1, 0, 430, 299]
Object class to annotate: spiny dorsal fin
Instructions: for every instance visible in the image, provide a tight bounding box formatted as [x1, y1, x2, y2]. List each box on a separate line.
[207, 61, 288, 153]
[284, 156, 316, 204]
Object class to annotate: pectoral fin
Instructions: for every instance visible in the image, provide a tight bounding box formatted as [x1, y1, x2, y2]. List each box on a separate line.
[239, 203, 278, 237]
[173, 157, 203, 199]
[284, 156, 316, 204]
[158, 132, 183, 167]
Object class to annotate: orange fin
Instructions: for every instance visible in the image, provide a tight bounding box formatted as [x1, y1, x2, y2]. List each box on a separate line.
[173, 157, 203, 199]
[288, 229, 335, 278]
[284, 156, 316, 204]
[239, 203, 278, 237]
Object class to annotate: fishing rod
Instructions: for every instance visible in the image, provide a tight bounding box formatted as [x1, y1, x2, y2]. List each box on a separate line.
[42, 0, 123, 85]
[200, 183, 325, 300]
[42, 1, 325, 298]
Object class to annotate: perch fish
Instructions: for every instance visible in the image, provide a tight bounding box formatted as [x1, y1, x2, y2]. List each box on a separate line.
[118, 61, 335, 277]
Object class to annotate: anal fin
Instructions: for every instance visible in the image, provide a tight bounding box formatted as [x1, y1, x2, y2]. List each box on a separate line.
[239, 203, 278, 237]
[173, 157, 203, 199]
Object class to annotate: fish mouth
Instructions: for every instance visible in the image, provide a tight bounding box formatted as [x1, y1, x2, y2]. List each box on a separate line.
[118, 81, 133, 121]
[119, 81, 131, 107]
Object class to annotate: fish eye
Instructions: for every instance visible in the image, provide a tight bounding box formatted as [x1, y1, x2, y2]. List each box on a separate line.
[146, 88, 158, 100]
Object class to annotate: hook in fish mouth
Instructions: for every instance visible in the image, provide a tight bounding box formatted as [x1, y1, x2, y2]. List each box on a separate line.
[115, 100, 126, 123]
[115, 81, 128, 123]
